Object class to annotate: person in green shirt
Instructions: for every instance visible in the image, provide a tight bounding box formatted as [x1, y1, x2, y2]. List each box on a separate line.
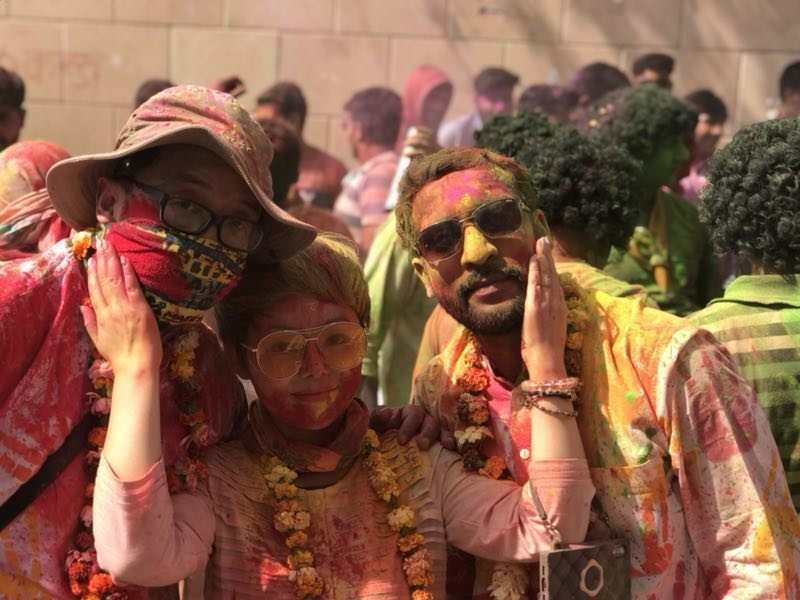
[690, 117, 800, 510]
[579, 85, 721, 315]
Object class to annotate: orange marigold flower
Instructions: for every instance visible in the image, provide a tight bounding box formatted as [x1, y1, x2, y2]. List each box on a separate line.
[411, 591, 434, 600]
[70, 231, 94, 260]
[457, 366, 490, 393]
[397, 532, 425, 553]
[287, 549, 314, 569]
[87, 427, 107, 448]
[68, 559, 90, 582]
[403, 549, 434, 587]
[478, 455, 506, 479]
[291, 566, 324, 596]
[88, 572, 115, 594]
[363, 429, 380, 451]
[273, 482, 298, 499]
[69, 580, 87, 596]
[285, 530, 308, 549]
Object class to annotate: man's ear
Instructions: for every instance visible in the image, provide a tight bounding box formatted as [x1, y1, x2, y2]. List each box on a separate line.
[95, 177, 128, 224]
[412, 257, 435, 298]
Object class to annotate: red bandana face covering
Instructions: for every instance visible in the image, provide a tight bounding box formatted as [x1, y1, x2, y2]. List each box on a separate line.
[100, 192, 248, 326]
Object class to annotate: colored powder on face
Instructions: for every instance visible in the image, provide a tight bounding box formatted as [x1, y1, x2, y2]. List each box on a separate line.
[438, 167, 514, 208]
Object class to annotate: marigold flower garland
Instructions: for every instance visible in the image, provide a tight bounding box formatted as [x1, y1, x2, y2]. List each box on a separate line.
[452, 273, 588, 600]
[65, 231, 214, 599]
[259, 429, 434, 599]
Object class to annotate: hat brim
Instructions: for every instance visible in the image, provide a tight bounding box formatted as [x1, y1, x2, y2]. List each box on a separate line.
[46, 124, 316, 263]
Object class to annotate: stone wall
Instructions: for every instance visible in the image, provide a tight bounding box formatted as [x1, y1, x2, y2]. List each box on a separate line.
[2, 0, 799, 166]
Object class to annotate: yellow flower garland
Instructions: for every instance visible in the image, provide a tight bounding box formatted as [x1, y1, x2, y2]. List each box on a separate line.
[259, 429, 434, 599]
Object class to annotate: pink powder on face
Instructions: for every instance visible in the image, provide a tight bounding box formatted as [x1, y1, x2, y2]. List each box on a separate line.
[439, 167, 513, 208]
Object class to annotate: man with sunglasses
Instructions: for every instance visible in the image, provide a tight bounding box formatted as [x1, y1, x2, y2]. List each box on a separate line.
[398, 147, 800, 599]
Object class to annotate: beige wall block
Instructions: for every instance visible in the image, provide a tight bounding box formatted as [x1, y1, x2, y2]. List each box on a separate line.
[227, 0, 334, 31]
[171, 28, 277, 109]
[0, 21, 64, 101]
[564, 0, 680, 46]
[339, 0, 445, 36]
[23, 102, 114, 155]
[504, 43, 620, 88]
[115, 0, 223, 26]
[280, 34, 390, 115]
[65, 23, 168, 105]
[389, 38, 504, 118]
[619, 48, 740, 118]
[448, 0, 562, 42]
[736, 52, 795, 126]
[684, 0, 800, 51]
[112, 106, 134, 138]
[303, 114, 329, 150]
[10, 0, 112, 20]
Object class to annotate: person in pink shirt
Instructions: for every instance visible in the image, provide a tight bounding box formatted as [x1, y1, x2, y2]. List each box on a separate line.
[677, 89, 728, 203]
[89, 232, 594, 599]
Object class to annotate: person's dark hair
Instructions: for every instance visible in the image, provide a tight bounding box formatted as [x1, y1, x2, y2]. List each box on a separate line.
[684, 89, 728, 123]
[344, 87, 402, 148]
[632, 53, 674, 77]
[257, 117, 301, 209]
[474, 67, 519, 97]
[257, 81, 308, 130]
[0, 66, 25, 110]
[779, 61, 800, 100]
[518, 85, 579, 123]
[577, 85, 697, 162]
[700, 118, 800, 275]
[395, 147, 536, 251]
[476, 113, 640, 249]
[133, 78, 174, 109]
[569, 62, 630, 105]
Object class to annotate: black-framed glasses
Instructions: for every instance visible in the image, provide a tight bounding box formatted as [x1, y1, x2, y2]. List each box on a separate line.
[415, 198, 528, 264]
[241, 321, 367, 381]
[123, 178, 263, 252]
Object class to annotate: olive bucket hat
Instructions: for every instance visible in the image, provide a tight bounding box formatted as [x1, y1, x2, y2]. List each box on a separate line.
[46, 84, 315, 263]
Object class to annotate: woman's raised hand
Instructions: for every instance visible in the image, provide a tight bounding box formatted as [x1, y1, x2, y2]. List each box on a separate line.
[80, 240, 162, 374]
[520, 237, 568, 382]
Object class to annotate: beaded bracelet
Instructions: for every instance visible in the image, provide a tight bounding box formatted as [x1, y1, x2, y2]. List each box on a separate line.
[520, 377, 582, 403]
[525, 395, 579, 418]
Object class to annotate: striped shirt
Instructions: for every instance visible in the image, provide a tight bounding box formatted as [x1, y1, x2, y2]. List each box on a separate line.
[333, 150, 397, 253]
[691, 274, 800, 509]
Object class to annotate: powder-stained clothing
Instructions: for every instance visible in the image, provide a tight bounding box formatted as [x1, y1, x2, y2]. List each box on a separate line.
[363, 212, 436, 407]
[333, 151, 397, 253]
[92, 405, 594, 599]
[413, 260, 653, 381]
[437, 111, 483, 148]
[414, 289, 800, 599]
[605, 188, 720, 315]
[0, 242, 245, 599]
[690, 274, 800, 511]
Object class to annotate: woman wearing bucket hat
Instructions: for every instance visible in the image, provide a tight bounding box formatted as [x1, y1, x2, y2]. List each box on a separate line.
[0, 85, 323, 599]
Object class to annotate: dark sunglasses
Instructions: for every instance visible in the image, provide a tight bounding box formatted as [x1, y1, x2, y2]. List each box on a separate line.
[415, 198, 528, 264]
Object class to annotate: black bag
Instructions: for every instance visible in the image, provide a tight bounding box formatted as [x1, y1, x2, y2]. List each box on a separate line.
[538, 538, 630, 599]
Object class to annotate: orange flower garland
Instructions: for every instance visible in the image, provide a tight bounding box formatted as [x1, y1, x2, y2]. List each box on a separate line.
[451, 273, 587, 600]
[65, 232, 214, 599]
[258, 429, 434, 599]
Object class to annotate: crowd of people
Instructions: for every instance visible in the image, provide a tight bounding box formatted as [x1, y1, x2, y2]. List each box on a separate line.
[0, 49, 799, 600]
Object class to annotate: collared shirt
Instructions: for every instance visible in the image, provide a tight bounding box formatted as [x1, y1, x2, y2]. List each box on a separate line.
[414, 289, 800, 599]
[333, 150, 397, 253]
[691, 274, 800, 510]
[362, 212, 436, 407]
[436, 111, 483, 148]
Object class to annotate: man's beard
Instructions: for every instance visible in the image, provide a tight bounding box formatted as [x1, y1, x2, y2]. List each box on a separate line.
[438, 262, 526, 335]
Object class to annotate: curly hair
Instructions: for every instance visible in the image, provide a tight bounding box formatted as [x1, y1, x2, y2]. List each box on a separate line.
[700, 118, 800, 275]
[395, 147, 537, 251]
[475, 113, 640, 249]
[577, 85, 697, 162]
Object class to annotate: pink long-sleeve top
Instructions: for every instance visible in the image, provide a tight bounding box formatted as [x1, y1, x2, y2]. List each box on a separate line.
[93, 431, 594, 599]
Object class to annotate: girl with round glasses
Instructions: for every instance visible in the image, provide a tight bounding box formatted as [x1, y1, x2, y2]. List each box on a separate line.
[88, 233, 593, 598]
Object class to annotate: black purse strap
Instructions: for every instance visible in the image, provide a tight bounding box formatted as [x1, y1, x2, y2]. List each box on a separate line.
[0, 412, 92, 532]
